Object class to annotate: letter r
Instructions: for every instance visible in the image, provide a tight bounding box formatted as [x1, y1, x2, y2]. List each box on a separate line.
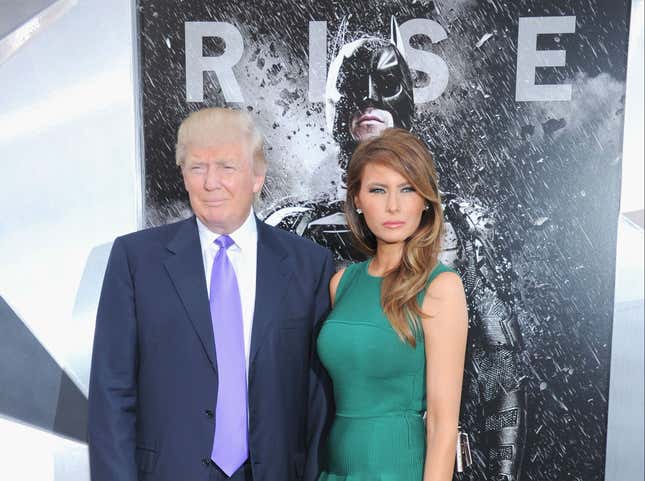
[185, 21, 244, 103]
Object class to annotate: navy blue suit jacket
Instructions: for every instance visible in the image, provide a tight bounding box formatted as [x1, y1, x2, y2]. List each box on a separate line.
[88, 216, 335, 481]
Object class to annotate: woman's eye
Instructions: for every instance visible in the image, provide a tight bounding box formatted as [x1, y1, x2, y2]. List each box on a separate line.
[402, 186, 416, 193]
[369, 187, 385, 194]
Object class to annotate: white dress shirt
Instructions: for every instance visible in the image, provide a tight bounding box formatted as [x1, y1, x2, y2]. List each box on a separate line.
[196, 210, 257, 378]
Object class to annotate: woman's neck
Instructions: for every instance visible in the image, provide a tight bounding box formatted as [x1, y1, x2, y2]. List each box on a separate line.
[370, 241, 404, 276]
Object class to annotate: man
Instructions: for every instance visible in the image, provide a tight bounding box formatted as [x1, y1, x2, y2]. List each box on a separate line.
[265, 22, 417, 264]
[325, 28, 414, 159]
[88, 108, 335, 481]
[265, 18, 526, 481]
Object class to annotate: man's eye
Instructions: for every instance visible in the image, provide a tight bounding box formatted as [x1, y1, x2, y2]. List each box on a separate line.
[377, 73, 401, 97]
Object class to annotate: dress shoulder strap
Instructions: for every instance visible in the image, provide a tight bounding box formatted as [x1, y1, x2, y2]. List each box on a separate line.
[334, 261, 367, 304]
[427, 261, 457, 286]
[416, 261, 458, 305]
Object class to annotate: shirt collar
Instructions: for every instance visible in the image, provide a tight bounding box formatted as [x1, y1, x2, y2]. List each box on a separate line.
[196, 209, 257, 253]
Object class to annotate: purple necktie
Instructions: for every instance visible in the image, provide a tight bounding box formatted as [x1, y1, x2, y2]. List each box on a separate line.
[209, 235, 248, 476]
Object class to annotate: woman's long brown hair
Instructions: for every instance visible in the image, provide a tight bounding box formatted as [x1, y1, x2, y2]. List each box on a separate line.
[345, 128, 444, 347]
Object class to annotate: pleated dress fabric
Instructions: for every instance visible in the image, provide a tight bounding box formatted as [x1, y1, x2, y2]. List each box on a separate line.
[317, 260, 454, 481]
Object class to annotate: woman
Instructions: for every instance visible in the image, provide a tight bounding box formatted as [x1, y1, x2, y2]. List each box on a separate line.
[317, 128, 469, 481]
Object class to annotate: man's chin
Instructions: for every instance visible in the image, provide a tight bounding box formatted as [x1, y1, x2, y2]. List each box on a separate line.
[352, 124, 387, 142]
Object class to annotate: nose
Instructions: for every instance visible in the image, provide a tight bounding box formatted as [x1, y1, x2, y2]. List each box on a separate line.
[203, 166, 222, 191]
[367, 74, 378, 101]
[358, 74, 379, 107]
[386, 191, 400, 213]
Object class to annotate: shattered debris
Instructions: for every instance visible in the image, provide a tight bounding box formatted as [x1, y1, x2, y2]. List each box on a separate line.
[476, 32, 494, 48]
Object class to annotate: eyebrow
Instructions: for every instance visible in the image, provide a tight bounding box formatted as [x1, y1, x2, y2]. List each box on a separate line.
[186, 158, 235, 165]
[366, 181, 412, 188]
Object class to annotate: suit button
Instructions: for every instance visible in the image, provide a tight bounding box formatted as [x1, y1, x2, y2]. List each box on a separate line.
[202, 457, 210, 466]
[205, 409, 214, 418]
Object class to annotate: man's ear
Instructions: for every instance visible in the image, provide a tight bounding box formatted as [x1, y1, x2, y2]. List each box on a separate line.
[180, 164, 188, 190]
[252, 173, 265, 194]
[390, 16, 406, 58]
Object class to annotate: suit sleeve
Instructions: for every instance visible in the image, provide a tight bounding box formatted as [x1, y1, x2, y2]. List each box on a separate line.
[304, 250, 335, 481]
[88, 237, 138, 481]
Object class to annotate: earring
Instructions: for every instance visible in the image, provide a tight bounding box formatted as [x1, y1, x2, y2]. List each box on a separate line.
[424, 204, 430, 211]
[356, 208, 363, 214]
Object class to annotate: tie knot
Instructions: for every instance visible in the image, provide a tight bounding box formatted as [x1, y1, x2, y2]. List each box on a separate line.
[215, 235, 235, 250]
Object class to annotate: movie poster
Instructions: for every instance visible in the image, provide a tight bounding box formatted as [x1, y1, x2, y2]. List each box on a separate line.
[137, 1, 631, 480]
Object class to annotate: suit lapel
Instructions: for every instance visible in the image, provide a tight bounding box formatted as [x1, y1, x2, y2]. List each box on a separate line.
[163, 216, 217, 372]
[250, 219, 292, 366]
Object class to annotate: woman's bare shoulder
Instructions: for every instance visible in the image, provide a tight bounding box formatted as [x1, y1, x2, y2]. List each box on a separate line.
[329, 267, 347, 305]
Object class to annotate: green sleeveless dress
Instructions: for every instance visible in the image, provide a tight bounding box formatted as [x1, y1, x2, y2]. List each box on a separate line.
[316, 260, 455, 481]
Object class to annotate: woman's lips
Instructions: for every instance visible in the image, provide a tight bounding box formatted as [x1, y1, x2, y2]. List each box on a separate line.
[383, 221, 405, 228]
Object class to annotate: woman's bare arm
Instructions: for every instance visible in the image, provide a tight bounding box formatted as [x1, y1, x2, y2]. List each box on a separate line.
[421, 271, 468, 481]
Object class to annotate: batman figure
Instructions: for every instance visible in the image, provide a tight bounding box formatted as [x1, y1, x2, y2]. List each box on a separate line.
[264, 18, 527, 481]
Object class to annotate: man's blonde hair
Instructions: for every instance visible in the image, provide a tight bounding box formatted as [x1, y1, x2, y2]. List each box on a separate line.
[175, 107, 267, 174]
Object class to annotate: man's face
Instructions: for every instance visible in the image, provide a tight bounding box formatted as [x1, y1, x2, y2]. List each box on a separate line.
[181, 141, 264, 234]
[350, 107, 394, 142]
[327, 38, 414, 150]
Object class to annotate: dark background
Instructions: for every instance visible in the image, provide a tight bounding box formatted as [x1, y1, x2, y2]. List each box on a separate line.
[137, 1, 631, 479]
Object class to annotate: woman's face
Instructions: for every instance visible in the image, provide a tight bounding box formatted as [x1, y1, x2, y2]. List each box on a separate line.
[354, 161, 426, 246]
